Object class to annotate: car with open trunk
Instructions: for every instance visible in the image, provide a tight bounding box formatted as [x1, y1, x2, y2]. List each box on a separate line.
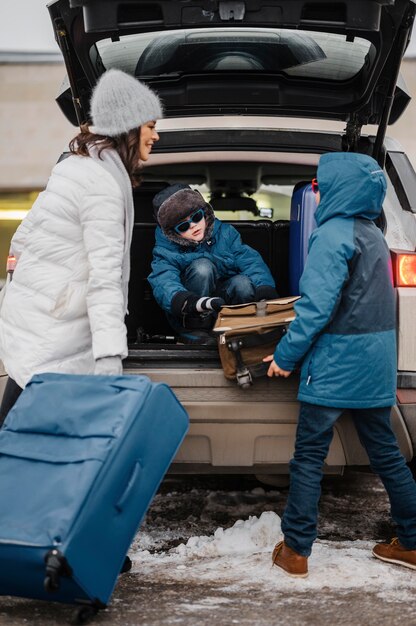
[2, 0, 416, 480]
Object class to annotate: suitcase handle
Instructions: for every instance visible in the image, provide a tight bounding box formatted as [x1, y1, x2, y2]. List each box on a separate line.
[226, 327, 286, 388]
[115, 460, 142, 512]
[227, 326, 286, 350]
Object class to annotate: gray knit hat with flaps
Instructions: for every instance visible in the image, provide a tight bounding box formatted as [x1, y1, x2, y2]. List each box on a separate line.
[154, 185, 215, 246]
[90, 69, 163, 137]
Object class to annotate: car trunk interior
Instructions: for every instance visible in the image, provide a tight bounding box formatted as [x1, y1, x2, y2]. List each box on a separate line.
[125, 151, 318, 364]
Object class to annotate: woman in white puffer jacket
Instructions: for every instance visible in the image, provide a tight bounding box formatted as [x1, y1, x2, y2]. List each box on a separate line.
[0, 69, 162, 423]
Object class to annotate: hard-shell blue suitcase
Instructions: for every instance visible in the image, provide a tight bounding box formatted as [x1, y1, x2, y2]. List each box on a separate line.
[289, 182, 318, 295]
[0, 373, 189, 622]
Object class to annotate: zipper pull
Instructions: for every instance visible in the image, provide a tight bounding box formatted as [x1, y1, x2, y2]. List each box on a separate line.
[220, 335, 226, 345]
[306, 375, 311, 385]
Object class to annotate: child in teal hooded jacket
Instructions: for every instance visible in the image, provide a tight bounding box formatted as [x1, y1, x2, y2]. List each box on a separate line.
[265, 152, 416, 577]
[149, 184, 277, 344]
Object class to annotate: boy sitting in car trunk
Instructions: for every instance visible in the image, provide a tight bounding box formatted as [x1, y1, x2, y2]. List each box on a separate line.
[148, 184, 277, 345]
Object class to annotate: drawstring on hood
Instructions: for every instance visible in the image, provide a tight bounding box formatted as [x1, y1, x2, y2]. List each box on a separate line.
[315, 152, 387, 226]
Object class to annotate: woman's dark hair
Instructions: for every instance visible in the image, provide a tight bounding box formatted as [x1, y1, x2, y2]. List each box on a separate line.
[69, 124, 143, 188]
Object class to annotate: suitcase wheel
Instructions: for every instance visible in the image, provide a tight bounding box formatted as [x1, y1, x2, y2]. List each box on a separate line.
[44, 575, 60, 593]
[43, 549, 73, 593]
[72, 605, 99, 625]
[120, 556, 132, 574]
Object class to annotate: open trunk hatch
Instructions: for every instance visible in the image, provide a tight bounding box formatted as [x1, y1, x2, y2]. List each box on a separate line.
[48, 0, 415, 150]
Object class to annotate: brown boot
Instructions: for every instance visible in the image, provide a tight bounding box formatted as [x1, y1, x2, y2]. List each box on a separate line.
[272, 540, 308, 578]
[372, 537, 416, 570]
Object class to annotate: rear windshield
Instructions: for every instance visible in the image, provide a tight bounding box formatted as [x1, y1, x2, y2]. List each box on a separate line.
[93, 28, 374, 82]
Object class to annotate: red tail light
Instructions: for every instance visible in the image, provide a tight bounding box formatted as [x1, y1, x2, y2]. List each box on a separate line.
[6, 255, 16, 273]
[390, 250, 416, 287]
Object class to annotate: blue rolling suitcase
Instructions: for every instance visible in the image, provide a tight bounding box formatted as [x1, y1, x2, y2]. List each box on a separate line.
[0, 373, 189, 622]
[289, 182, 318, 295]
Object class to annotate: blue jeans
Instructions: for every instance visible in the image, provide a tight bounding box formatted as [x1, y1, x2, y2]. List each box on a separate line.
[183, 258, 256, 304]
[282, 402, 416, 556]
[168, 258, 256, 336]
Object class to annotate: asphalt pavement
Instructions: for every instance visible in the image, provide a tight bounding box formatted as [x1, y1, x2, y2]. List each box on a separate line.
[0, 471, 414, 626]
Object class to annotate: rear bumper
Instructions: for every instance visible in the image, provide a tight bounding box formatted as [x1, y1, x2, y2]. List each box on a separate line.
[124, 366, 414, 472]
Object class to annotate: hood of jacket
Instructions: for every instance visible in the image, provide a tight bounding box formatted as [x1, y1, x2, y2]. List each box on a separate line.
[315, 152, 387, 227]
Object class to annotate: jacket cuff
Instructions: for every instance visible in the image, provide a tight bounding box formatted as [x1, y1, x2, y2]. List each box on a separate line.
[171, 291, 194, 317]
[273, 345, 296, 372]
[92, 328, 128, 360]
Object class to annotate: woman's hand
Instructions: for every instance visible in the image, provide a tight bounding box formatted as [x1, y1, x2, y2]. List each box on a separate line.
[263, 355, 292, 378]
[94, 356, 123, 376]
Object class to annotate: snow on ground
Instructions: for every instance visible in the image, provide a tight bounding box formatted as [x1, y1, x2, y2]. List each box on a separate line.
[131, 510, 416, 601]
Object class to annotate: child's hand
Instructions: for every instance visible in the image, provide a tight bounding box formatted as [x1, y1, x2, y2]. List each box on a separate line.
[182, 295, 225, 315]
[206, 297, 225, 312]
[263, 355, 292, 378]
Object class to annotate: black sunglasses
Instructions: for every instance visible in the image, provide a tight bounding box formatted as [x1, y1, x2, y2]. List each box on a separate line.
[174, 208, 205, 234]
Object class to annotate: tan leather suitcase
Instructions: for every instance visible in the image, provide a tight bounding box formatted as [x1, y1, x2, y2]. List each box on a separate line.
[213, 297, 299, 388]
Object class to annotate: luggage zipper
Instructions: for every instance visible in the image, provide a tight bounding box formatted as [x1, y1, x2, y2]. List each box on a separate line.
[306, 352, 314, 385]
[0, 539, 50, 547]
[220, 334, 226, 345]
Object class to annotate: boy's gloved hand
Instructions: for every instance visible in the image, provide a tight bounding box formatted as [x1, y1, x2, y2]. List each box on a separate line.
[171, 291, 225, 317]
[181, 295, 225, 315]
[94, 356, 123, 376]
[254, 285, 279, 301]
[196, 296, 225, 313]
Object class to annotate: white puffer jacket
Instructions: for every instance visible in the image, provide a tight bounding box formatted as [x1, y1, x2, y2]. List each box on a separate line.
[0, 154, 128, 388]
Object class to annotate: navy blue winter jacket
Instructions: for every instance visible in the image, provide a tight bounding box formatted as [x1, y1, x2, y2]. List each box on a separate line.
[149, 218, 275, 313]
[274, 152, 396, 408]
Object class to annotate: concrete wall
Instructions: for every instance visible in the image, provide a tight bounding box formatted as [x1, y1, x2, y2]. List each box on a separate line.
[0, 59, 416, 191]
[0, 63, 74, 190]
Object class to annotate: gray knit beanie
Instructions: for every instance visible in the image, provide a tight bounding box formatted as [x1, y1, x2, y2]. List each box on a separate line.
[90, 68, 163, 137]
